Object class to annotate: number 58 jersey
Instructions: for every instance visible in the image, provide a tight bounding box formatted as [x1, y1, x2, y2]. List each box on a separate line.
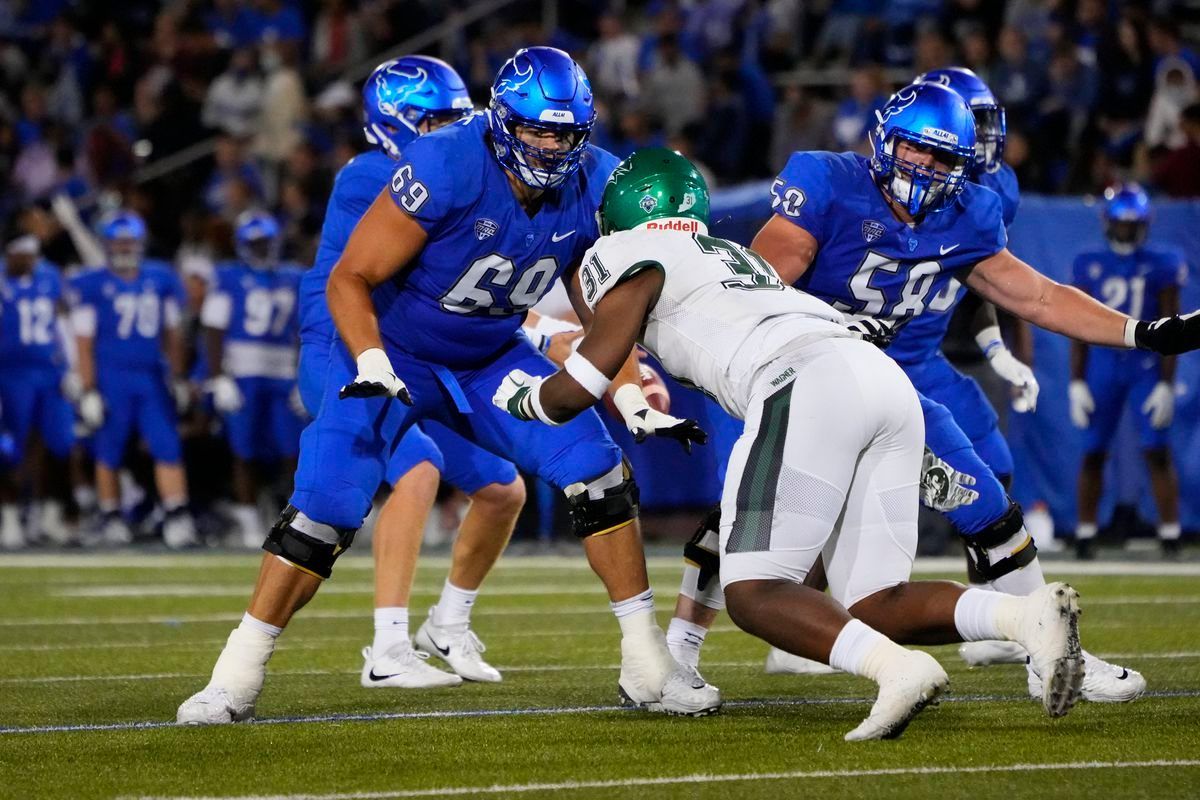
[772, 152, 1007, 332]
[578, 226, 848, 418]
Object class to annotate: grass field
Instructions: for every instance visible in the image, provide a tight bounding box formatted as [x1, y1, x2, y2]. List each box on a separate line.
[1, 551, 1199, 799]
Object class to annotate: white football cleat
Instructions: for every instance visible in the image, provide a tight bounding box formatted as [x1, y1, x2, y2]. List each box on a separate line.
[765, 646, 840, 675]
[176, 686, 255, 725]
[0, 505, 23, 550]
[163, 511, 199, 549]
[652, 664, 723, 716]
[1027, 650, 1145, 703]
[844, 650, 948, 742]
[360, 644, 462, 689]
[617, 625, 678, 708]
[35, 501, 72, 546]
[958, 640, 1027, 667]
[414, 611, 501, 683]
[1012, 582, 1084, 718]
[102, 514, 133, 545]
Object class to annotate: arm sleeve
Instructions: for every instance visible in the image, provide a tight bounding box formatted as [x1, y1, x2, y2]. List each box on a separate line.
[770, 152, 833, 244]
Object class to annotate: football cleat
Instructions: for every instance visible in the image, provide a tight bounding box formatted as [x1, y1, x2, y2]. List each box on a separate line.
[1012, 582, 1084, 718]
[639, 664, 723, 717]
[163, 511, 199, 550]
[414, 610, 502, 683]
[102, 514, 133, 545]
[0, 505, 23, 549]
[1027, 650, 1146, 704]
[176, 686, 255, 725]
[958, 640, 1027, 667]
[616, 625, 678, 709]
[765, 647, 840, 675]
[844, 650, 948, 742]
[359, 644, 462, 689]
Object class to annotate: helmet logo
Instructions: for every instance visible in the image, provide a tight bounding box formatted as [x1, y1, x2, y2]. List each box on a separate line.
[678, 192, 696, 212]
[495, 59, 535, 97]
[639, 195, 658, 213]
[377, 65, 428, 118]
[878, 87, 919, 125]
[861, 220, 885, 243]
[474, 218, 499, 240]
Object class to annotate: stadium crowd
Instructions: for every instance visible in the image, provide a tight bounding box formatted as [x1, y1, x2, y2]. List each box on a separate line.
[1, 0, 1198, 549]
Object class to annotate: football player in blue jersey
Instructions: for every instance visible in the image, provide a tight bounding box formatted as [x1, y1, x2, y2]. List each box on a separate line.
[0, 236, 76, 549]
[178, 49, 716, 724]
[200, 210, 305, 548]
[1070, 185, 1187, 560]
[69, 211, 198, 549]
[671, 82, 1200, 704]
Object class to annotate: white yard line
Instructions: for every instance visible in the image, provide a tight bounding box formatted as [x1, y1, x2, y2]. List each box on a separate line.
[123, 760, 1200, 799]
[51, 584, 608, 599]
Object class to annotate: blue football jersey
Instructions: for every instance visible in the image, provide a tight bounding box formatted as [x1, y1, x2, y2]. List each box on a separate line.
[374, 114, 619, 366]
[208, 261, 303, 379]
[771, 152, 1007, 367]
[885, 161, 1021, 364]
[300, 149, 396, 342]
[1072, 245, 1187, 320]
[69, 260, 184, 371]
[0, 262, 66, 370]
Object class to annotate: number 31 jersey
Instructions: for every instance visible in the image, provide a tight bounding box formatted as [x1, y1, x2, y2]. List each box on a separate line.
[374, 114, 618, 367]
[771, 151, 1007, 341]
[578, 226, 847, 418]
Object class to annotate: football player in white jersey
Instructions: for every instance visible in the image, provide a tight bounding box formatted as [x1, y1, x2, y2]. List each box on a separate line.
[494, 148, 1087, 740]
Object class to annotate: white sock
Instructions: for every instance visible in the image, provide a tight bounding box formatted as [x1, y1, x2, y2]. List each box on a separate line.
[954, 587, 1012, 641]
[828, 618, 907, 682]
[372, 606, 409, 654]
[665, 617, 708, 667]
[431, 580, 478, 629]
[612, 589, 656, 638]
[1076, 522, 1098, 541]
[989, 552, 1046, 596]
[239, 612, 282, 639]
[1158, 522, 1181, 541]
[210, 614, 278, 692]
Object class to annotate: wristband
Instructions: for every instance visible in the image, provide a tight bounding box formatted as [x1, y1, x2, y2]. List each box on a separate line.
[528, 382, 562, 426]
[1124, 318, 1139, 349]
[612, 383, 652, 425]
[974, 325, 1005, 359]
[564, 352, 612, 400]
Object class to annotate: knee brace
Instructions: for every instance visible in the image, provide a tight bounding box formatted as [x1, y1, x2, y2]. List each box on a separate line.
[563, 458, 640, 538]
[681, 505, 725, 610]
[263, 505, 358, 580]
[957, 502, 1038, 582]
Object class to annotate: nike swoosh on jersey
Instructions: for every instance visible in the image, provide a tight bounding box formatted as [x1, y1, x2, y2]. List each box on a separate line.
[939, 244, 960, 255]
[551, 230, 576, 242]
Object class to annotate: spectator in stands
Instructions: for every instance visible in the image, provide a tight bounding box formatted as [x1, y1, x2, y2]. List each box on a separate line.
[641, 33, 705, 136]
[1145, 58, 1198, 152]
[1096, 13, 1154, 168]
[830, 64, 885, 154]
[811, 0, 882, 65]
[769, 85, 834, 170]
[204, 134, 264, 217]
[991, 26, 1044, 125]
[697, 69, 748, 183]
[310, 0, 366, 76]
[1150, 102, 1200, 197]
[252, 39, 308, 177]
[246, 0, 306, 46]
[1148, 15, 1200, 82]
[203, 48, 264, 138]
[588, 12, 640, 102]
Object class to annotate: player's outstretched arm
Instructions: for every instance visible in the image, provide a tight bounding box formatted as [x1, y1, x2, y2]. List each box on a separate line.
[327, 193, 428, 403]
[967, 248, 1200, 354]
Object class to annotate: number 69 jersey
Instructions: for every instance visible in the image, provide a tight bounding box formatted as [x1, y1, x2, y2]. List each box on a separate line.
[771, 152, 1007, 332]
[372, 114, 618, 367]
[578, 226, 848, 418]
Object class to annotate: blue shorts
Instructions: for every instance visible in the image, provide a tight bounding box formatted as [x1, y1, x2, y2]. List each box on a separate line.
[224, 377, 304, 461]
[900, 354, 1014, 480]
[1083, 351, 1169, 453]
[94, 369, 181, 468]
[0, 366, 74, 461]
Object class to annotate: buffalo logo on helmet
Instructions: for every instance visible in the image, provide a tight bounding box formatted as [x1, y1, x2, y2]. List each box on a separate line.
[639, 195, 658, 213]
[494, 59, 535, 97]
[861, 220, 886, 243]
[877, 86, 919, 125]
[376, 64, 428, 118]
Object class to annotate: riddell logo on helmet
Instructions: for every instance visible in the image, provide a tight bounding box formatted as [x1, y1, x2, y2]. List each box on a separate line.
[645, 219, 700, 232]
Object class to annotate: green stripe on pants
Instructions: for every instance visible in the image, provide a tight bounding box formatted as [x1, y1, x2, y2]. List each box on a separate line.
[727, 381, 794, 554]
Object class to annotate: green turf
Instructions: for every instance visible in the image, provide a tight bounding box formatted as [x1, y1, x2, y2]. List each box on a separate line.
[1, 553, 1198, 800]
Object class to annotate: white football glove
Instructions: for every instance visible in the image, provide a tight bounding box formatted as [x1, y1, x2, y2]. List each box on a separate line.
[611, 384, 708, 453]
[60, 371, 83, 403]
[206, 375, 244, 414]
[172, 378, 193, 414]
[920, 447, 979, 512]
[1068, 380, 1094, 429]
[977, 326, 1039, 412]
[339, 347, 412, 404]
[492, 368, 552, 423]
[1141, 380, 1175, 429]
[79, 390, 105, 430]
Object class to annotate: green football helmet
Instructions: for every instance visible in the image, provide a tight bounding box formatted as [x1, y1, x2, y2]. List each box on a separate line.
[598, 147, 710, 235]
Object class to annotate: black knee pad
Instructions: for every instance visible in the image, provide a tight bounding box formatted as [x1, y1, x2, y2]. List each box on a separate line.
[683, 505, 721, 592]
[566, 458, 640, 538]
[263, 505, 357, 580]
[958, 501, 1038, 582]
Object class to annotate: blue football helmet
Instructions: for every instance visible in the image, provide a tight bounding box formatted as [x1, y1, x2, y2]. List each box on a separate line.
[870, 82, 977, 216]
[916, 67, 1006, 174]
[1103, 183, 1151, 255]
[362, 55, 474, 159]
[487, 47, 595, 190]
[99, 210, 147, 273]
[235, 210, 282, 269]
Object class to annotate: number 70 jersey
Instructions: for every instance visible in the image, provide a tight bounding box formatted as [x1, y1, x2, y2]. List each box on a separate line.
[771, 151, 1007, 329]
[578, 226, 848, 418]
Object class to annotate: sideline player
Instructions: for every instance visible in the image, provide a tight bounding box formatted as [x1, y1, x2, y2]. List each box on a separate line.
[177, 48, 716, 724]
[69, 211, 197, 549]
[495, 147, 1088, 740]
[1070, 184, 1187, 559]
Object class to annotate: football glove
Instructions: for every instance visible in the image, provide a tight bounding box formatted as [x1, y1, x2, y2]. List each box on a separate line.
[206, 375, 243, 414]
[79, 390, 105, 430]
[845, 316, 900, 349]
[977, 326, 1039, 413]
[492, 369, 558, 424]
[339, 347, 412, 404]
[1141, 380, 1175, 429]
[920, 447, 979, 512]
[612, 384, 707, 453]
[1068, 380, 1094, 429]
[1130, 311, 1200, 355]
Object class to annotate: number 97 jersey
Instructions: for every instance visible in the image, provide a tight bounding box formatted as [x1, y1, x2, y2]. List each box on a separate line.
[578, 226, 847, 419]
[771, 152, 1007, 328]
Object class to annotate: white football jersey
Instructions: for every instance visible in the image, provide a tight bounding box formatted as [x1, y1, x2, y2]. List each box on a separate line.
[578, 225, 850, 417]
